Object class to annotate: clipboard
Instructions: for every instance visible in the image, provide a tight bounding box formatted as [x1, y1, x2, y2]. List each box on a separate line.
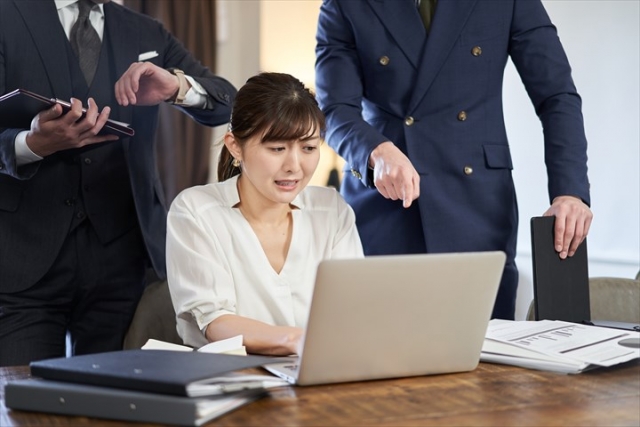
[0, 88, 134, 137]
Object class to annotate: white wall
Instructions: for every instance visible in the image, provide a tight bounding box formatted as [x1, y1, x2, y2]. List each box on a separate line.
[216, 1, 640, 319]
[509, 0, 640, 319]
[211, 0, 262, 180]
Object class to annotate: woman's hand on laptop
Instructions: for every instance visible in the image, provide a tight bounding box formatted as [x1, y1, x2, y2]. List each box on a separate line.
[206, 314, 304, 356]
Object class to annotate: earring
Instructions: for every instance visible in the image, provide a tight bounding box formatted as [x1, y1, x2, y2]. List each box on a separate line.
[232, 158, 241, 168]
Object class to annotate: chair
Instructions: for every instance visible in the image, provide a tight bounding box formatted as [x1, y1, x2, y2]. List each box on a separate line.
[527, 271, 640, 323]
[123, 280, 183, 349]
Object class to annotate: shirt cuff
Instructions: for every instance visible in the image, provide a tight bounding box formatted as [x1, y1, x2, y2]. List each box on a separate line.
[182, 75, 209, 109]
[15, 131, 43, 166]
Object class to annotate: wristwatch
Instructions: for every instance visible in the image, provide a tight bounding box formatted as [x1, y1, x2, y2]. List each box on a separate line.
[168, 68, 189, 105]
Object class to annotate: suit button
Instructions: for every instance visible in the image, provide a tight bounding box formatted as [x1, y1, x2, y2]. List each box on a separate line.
[76, 211, 86, 219]
[471, 46, 482, 56]
[404, 116, 415, 126]
[350, 169, 362, 179]
[463, 166, 473, 175]
[457, 111, 467, 121]
[379, 56, 390, 66]
[83, 158, 92, 165]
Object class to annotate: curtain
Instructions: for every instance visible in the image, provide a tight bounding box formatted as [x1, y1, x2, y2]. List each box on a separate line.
[123, 0, 217, 204]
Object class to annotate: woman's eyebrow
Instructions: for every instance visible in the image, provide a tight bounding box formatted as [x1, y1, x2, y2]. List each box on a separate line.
[300, 135, 320, 142]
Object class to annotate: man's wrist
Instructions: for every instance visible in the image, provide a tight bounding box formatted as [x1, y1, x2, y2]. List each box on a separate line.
[167, 68, 189, 105]
[369, 141, 394, 168]
[16, 131, 43, 166]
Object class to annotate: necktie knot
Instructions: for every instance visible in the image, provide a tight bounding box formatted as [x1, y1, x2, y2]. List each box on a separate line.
[77, 0, 94, 20]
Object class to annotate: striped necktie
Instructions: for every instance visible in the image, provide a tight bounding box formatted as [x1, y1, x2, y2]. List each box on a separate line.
[70, 0, 102, 85]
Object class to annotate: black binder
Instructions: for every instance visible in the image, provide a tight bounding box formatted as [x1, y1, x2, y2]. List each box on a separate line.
[5, 378, 265, 426]
[0, 88, 134, 136]
[29, 350, 282, 397]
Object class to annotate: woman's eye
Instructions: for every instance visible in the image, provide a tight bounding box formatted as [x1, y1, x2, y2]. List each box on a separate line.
[270, 147, 285, 152]
[303, 145, 318, 152]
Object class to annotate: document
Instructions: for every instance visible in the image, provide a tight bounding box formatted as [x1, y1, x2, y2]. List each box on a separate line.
[5, 378, 265, 426]
[0, 88, 134, 137]
[142, 335, 247, 355]
[481, 319, 640, 374]
[29, 349, 287, 397]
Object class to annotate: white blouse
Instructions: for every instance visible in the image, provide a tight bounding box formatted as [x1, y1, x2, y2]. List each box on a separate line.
[166, 176, 364, 348]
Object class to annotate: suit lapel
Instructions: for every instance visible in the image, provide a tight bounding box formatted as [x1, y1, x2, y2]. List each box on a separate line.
[103, 2, 137, 141]
[15, 0, 73, 99]
[366, 0, 426, 70]
[408, 0, 478, 113]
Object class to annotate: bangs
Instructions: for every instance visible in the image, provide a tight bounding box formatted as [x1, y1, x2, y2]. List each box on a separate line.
[260, 102, 325, 142]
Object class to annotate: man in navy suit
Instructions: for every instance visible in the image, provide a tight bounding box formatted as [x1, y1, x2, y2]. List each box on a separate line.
[0, 0, 236, 366]
[315, 0, 592, 319]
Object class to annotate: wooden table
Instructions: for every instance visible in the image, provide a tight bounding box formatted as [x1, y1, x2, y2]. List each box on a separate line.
[2, 361, 639, 426]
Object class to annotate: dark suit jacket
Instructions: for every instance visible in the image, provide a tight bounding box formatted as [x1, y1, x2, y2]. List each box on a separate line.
[0, 0, 236, 292]
[315, 0, 590, 261]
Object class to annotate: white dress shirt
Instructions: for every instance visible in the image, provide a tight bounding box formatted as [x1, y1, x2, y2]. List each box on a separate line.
[15, 0, 208, 166]
[166, 176, 364, 348]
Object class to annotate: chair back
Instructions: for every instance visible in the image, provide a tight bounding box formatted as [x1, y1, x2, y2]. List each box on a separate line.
[123, 280, 183, 349]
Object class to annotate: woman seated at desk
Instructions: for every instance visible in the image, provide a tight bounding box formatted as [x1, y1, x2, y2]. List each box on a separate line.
[166, 72, 364, 356]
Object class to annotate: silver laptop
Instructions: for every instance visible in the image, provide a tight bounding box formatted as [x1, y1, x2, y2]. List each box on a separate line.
[265, 251, 506, 385]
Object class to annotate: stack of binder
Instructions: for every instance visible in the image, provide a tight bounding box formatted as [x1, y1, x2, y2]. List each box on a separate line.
[5, 349, 288, 426]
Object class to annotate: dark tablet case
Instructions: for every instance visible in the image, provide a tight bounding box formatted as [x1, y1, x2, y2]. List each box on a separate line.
[530, 216, 591, 323]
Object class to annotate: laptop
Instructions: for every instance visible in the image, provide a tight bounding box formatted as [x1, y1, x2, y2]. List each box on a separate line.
[264, 251, 506, 386]
[530, 216, 639, 331]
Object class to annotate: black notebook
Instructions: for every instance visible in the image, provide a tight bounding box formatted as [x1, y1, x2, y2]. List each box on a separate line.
[530, 216, 591, 323]
[531, 216, 640, 332]
[0, 88, 134, 136]
[5, 378, 266, 426]
[29, 350, 283, 397]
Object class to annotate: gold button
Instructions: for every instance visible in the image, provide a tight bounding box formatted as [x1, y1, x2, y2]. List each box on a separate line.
[351, 169, 362, 179]
[471, 46, 482, 56]
[379, 56, 390, 66]
[464, 166, 473, 175]
[404, 116, 415, 126]
[457, 111, 467, 121]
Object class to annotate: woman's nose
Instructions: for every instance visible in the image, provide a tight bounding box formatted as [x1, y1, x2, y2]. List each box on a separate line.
[283, 148, 301, 172]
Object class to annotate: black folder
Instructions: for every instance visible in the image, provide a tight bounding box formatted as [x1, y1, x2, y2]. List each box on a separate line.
[5, 378, 265, 426]
[531, 216, 639, 331]
[0, 88, 134, 136]
[29, 350, 282, 397]
[530, 216, 590, 323]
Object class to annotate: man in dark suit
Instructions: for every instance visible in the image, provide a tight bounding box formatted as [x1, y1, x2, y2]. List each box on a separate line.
[0, 0, 236, 366]
[315, 0, 593, 319]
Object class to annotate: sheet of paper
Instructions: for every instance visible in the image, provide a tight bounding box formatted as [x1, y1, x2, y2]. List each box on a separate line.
[141, 339, 192, 352]
[199, 335, 246, 355]
[141, 335, 246, 355]
[486, 320, 640, 367]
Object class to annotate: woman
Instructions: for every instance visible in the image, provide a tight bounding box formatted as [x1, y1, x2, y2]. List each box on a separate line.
[166, 73, 364, 355]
